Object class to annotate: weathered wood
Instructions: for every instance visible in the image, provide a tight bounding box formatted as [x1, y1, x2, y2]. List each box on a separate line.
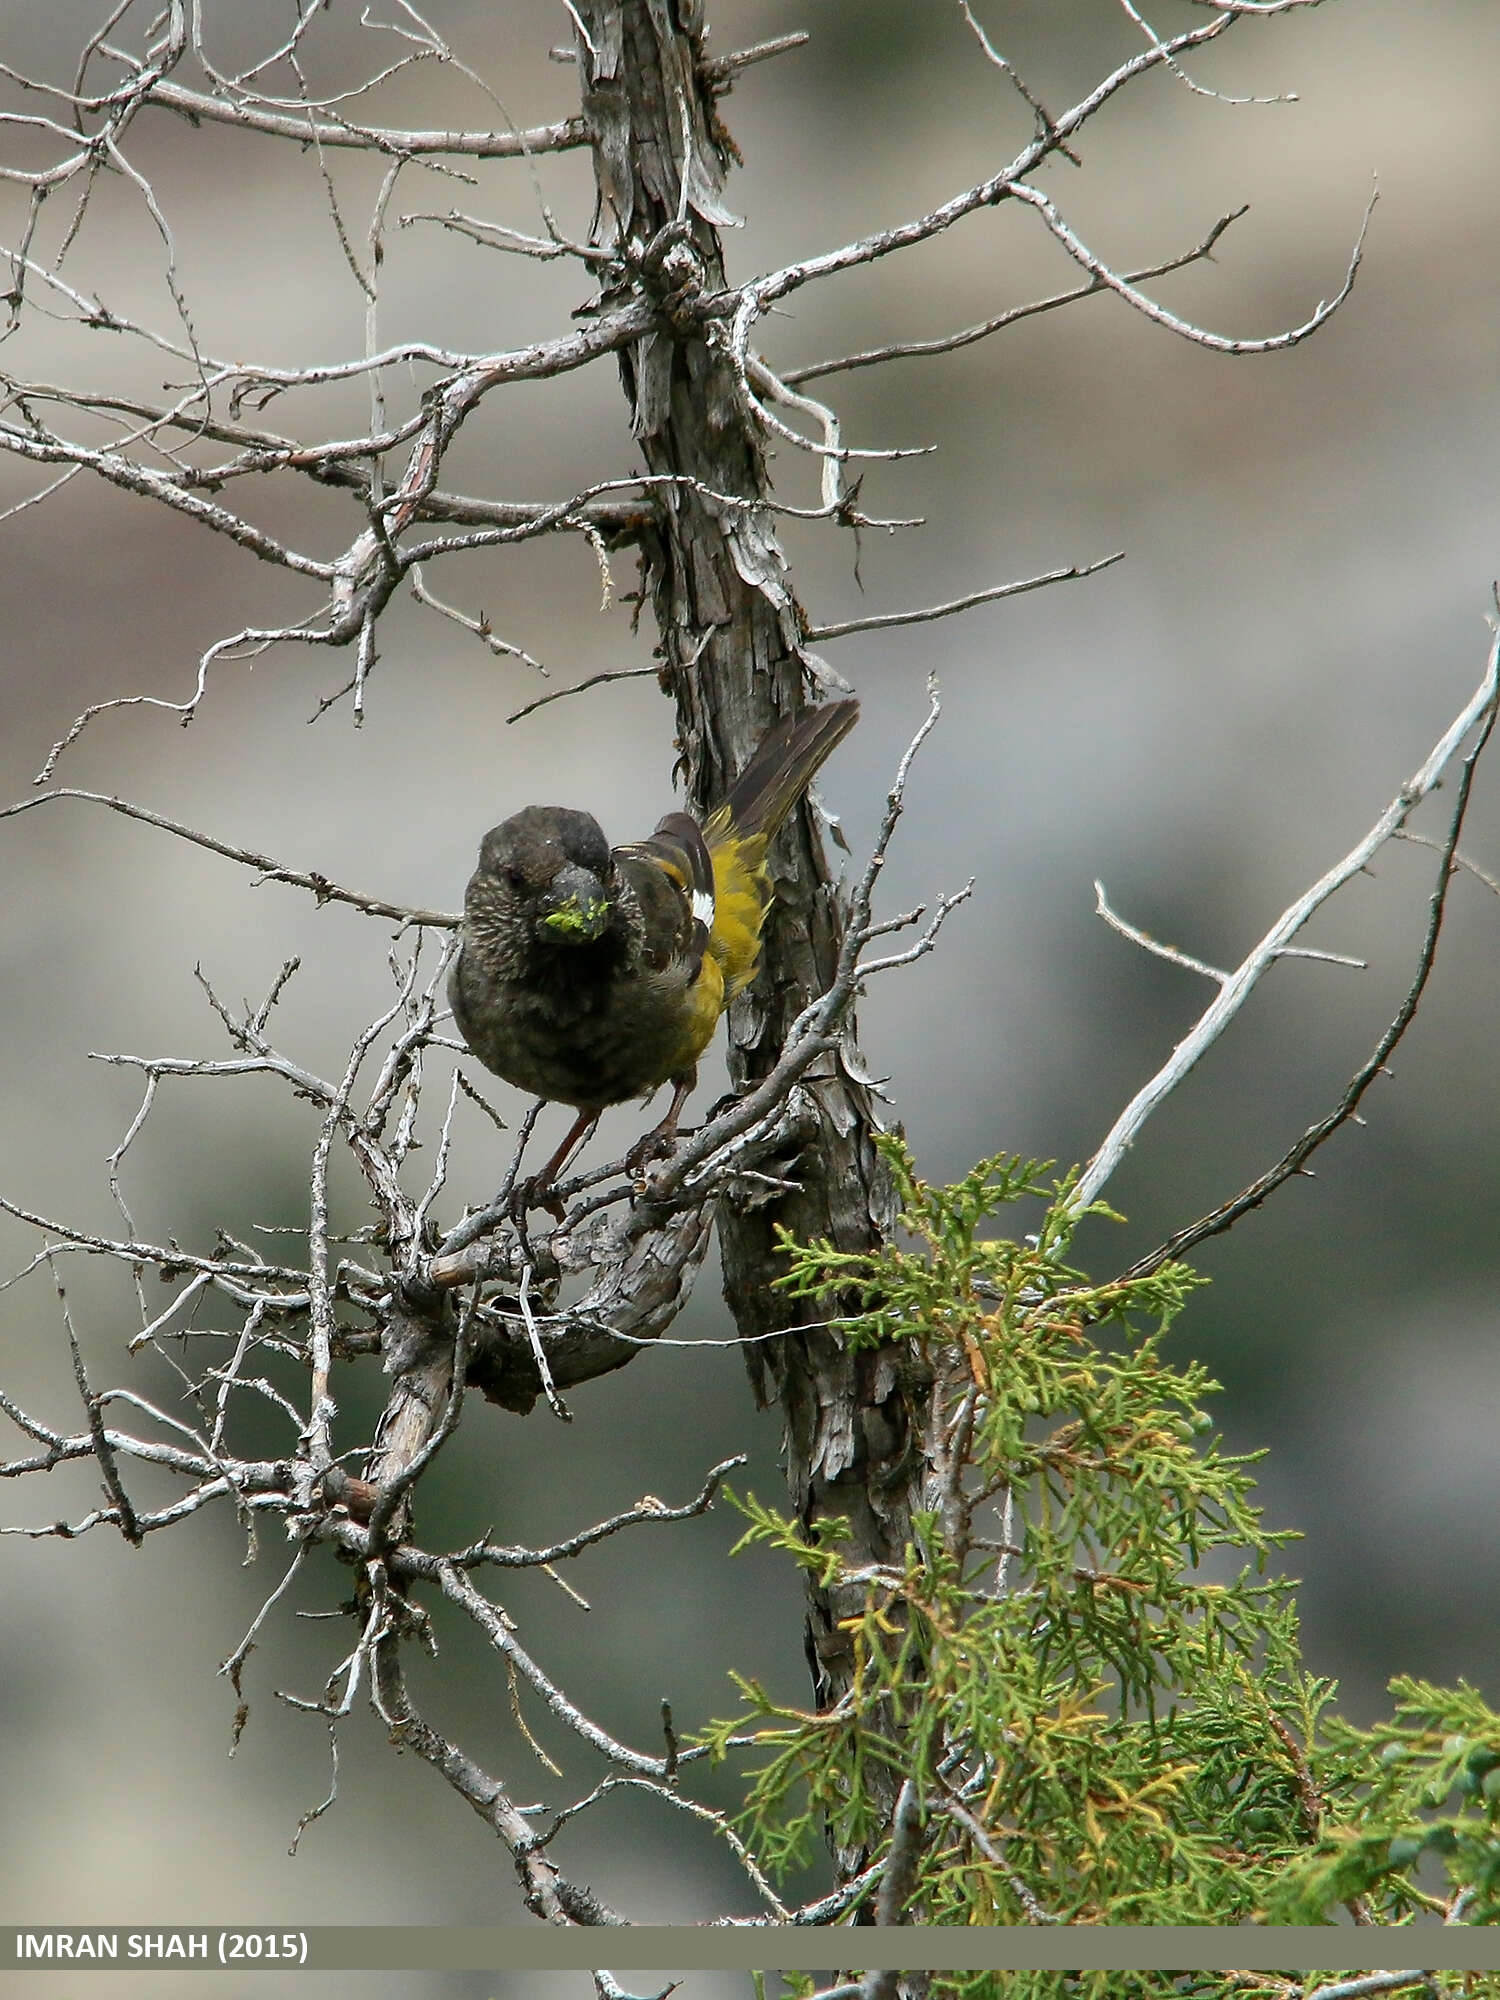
[575, 0, 927, 1893]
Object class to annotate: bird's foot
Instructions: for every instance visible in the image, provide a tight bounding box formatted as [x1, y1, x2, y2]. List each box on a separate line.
[624, 1121, 681, 1179]
[506, 1175, 565, 1229]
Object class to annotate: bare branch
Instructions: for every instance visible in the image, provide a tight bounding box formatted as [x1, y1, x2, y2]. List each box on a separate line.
[785, 206, 1252, 384]
[51, 1257, 141, 1546]
[1094, 881, 1231, 983]
[0, 417, 336, 575]
[1303, 1980, 1445, 2000]
[537, 1773, 790, 1918]
[0, 790, 458, 927]
[1119, 666, 1499, 1280]
[1097, 881, 1367, 979]
[720, 14, 1256, 324]
[447, 1455, 747, 1569]
[0, 1191, 308, 1291]
[806, 553, 1123, 642]
[144, 80, 588, 160]
[1074, 624, 1500, 1216]
[1114, 0, 1299, 105]
[408, 565, 548, 675]
[373, 1645, 625, 1924]
[937, 1784, 1058, 1924]
[507, 666, 657, 726]
[1395, 826, 1500, 899]
[1008, 176, 1375, 357]
[432, 1559, 678, 1778]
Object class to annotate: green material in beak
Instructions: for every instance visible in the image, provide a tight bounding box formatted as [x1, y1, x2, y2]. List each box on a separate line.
[542, 896, 610, 941]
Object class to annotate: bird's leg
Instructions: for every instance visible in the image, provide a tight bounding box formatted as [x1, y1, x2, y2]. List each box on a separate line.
[625, 1070, 694, 1177]
[512, 1108, 599, 1221]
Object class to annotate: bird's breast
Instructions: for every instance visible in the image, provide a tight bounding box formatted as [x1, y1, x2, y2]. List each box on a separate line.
[449, 941, 723, 1110]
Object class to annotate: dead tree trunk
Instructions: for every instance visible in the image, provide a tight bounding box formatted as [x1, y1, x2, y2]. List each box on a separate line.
[575, 0, 930, 1890]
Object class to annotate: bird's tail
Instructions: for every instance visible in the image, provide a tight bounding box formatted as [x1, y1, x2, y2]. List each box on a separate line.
[715, 697, 861, 845]
[699, 697, 859, 998]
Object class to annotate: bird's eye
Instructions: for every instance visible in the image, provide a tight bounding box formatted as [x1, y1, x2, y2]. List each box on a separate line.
[504, 864, 527, 891]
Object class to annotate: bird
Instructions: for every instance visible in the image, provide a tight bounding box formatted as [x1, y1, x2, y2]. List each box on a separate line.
[449, 697, 860, 1202]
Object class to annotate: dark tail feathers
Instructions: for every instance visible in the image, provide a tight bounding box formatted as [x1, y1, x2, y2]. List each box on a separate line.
[718, 697, 860, 842]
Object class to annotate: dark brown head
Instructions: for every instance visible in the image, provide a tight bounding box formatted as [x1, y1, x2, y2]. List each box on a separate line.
[460, 804, 623, 982]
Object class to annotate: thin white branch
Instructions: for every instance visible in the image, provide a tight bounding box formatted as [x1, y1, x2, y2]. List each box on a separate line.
[1094, 881, 1229, 983]
[1113, 0, 1297, 104]
[433, 1559, 676, 1777]
[1395, 826, 1500, 899]
[409, 565, 547, 673]
[807, 553, 1123, 642]
[731, 300, 931, 469]
[125, 1269, 212, 1353]
[1096, 886, 1369, 981]
[398, 208, 594, 263]
[208, 1299, 271, 1454]
[0, 1192, 305, 1287]
[144, 76, 587, 158]
[1303, 1979, 1443, 2000]
[1008, 177, 1375, 355]
[728, 15, 1241, 318]
[542, 1774, 790, 1918]
[0, 421, 335, 579]
[220, 1545, 308, 1691]
[1074, 626, 1500, 1213]
[0, 789, 457, 927]
[784, 207, 1251, 387]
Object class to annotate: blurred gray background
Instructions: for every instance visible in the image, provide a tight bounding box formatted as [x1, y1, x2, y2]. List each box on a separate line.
[2, 0, 1499, 1975]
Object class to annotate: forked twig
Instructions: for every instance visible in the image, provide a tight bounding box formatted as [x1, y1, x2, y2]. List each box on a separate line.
[1075, 626, 1500, 1218]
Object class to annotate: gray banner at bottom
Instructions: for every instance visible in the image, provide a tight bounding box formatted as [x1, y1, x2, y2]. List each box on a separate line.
[2, 1928, 1498, 1975]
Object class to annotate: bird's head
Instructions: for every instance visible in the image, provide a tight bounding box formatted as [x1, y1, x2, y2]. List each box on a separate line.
[465, 805, 616, 967]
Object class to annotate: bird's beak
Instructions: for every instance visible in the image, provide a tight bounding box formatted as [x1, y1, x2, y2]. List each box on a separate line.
[539, 864, 611, 942]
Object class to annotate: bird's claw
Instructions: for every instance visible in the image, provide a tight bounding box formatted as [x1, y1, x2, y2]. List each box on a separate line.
[624, 1123, 681, 1180]
[507, 1175, 565, 1228]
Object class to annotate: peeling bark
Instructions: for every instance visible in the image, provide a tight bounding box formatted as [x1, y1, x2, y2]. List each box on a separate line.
[575, 0, 927, 1889]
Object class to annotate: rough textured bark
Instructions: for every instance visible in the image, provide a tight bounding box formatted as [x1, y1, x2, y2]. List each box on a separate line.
[576, 0, 930, 1892]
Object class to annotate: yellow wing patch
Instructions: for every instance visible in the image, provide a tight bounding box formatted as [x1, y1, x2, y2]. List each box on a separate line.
[703, 815, 771, 999]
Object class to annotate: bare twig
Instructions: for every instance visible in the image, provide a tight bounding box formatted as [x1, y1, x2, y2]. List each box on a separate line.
[1075, 626, 1500, 1217]
[1094, 880, 1231, 983]
[1303, 1979, 1443, 2000]
[409, 565, 548, 674]
[0, 790, 458, 928]
[784, 208, 1251, 385]
[144, 81, 588, 160]
[937, 1785, 1058, 1924]
[1096, 880, 1367, 980]
[1119, 671, 1498, 1280]
[1008, 176, 1375, 357]
[1394, 826, 1500, 898]
[805, 553, 1123, 642]
[507, 666, 657, 725]
[374, 1645, 624, 1924]
[51, 1257, 141, 1546]
[719, 10, 1323, 335]
[448, 1456, 746, 1570]
[432, 1560, 680, 1778]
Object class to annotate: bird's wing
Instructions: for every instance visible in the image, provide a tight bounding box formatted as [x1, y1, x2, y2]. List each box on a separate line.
[615, 810, 715, 976]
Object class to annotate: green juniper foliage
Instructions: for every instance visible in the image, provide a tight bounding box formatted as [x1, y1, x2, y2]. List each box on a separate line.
[705, 1140, 1500, 1932]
